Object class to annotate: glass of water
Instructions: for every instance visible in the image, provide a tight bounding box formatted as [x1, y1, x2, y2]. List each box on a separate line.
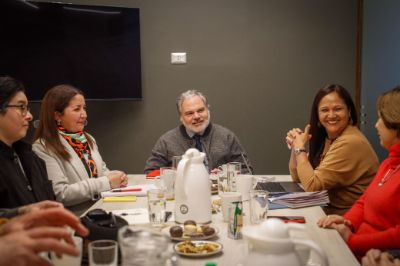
[227, 162, 242, 192]
[147, 188, 166, 227]
[160, 167, 176, 200]
[171, 155, 182, 170]
[118, 226, 171, 266]
[249, 190, 269, 224]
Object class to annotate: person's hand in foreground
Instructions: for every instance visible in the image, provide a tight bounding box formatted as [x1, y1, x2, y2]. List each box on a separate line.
[0, 207, 88, 237]
[362, 249, 400, 266]
[17, 200, 63, 216]
[0, 226, 80, 266]
[0, 208, 89, 266]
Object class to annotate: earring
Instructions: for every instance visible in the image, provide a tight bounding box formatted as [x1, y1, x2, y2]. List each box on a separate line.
[57, 120, 61, 126]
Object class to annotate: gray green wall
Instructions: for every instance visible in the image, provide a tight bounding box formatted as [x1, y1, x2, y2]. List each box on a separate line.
[29, 0, 358, 174]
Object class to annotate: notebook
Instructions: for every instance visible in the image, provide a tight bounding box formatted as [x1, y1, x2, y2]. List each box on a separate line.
[103, 196, 137, 202]
[100, 184, 158, 197]
[255, 181, 304, 194]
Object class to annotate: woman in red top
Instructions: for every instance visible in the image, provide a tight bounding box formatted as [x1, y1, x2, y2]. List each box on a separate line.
[318, 86, 400, 259]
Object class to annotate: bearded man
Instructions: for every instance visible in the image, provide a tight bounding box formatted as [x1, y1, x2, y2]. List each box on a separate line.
[144, 90, 252, 173]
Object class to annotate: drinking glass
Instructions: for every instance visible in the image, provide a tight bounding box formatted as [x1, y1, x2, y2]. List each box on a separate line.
[147, 189, 166, 227]
[217, 164, 229, 194]
[118, 226, 171, 266]
[160, 167, 176, 200]
[220, 191, 242, 222]
[88, 240, 118, 266]
[249, 190, 269, 224]
[171, 155, 182, 170]
[227, 162, 242, 192]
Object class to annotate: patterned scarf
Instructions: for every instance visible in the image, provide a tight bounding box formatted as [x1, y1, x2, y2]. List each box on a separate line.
[58, 126, 98, 177]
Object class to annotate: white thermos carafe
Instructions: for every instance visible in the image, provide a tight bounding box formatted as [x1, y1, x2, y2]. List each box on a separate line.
[174, 148, 211, 224]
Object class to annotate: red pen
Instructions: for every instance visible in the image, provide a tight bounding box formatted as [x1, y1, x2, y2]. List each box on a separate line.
[111, 188, 142, 192]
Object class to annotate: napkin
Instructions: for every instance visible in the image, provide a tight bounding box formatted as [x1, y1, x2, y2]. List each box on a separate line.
[111, 208, 150, 225]
[103, 196, 137, 202]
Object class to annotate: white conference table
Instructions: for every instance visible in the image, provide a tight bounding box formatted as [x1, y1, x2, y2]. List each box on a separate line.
[88, 175, 360, 266]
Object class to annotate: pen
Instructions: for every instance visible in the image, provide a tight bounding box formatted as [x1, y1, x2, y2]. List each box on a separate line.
[111, 188, 142, 192]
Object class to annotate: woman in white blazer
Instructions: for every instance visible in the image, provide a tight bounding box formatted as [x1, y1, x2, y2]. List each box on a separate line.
[33, 85, 127, 215]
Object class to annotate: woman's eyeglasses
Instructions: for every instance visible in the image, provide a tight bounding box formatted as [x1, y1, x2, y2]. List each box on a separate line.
[5, 104, 30, 116]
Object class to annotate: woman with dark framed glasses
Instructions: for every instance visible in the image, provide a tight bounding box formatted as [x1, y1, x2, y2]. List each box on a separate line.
[0, 76, 55, 209]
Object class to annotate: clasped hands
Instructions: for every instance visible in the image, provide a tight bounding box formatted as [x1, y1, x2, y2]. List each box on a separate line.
[286, 124, 312, 150]
[107, 170, 128, 189]
[362, 249, 400, 266]
[317, 214, 353, 242]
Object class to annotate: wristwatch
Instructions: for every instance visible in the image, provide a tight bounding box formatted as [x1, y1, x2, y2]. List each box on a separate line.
[294, 148, 307, 155]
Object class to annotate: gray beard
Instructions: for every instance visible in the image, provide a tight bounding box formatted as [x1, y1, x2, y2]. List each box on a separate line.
[182, 113, 211, 134]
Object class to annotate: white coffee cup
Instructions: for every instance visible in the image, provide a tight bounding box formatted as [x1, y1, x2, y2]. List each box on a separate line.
[236, 175, 254, 201]
[51, 236, 82, 266]
[220, 192, 242, 222]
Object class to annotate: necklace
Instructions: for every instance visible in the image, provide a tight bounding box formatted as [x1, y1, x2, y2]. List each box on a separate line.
[378, 164, 400, 187]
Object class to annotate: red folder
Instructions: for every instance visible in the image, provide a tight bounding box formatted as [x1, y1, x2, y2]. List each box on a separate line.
[146, 169, 160, 179]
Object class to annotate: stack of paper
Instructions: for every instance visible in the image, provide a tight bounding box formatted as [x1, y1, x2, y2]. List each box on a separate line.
[269, 191, 329, 209]
[100, 184, 158, 197]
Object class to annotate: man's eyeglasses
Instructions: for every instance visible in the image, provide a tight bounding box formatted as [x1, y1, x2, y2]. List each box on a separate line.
[5, 104, 30, 116]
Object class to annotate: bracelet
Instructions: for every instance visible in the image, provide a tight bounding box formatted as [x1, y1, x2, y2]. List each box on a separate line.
[294, 148, 307, 155]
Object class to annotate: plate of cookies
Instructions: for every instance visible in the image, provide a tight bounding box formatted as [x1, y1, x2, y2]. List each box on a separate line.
[165, 220, 219, 241]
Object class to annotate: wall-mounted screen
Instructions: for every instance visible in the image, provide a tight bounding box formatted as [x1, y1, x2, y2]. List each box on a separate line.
[0, 0, 142, 101]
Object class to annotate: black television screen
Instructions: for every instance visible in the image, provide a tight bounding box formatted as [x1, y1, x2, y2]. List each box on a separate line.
[0, 0, 142, 101]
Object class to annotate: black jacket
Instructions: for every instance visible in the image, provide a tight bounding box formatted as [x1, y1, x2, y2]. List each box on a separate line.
[0, 140, 55, 209]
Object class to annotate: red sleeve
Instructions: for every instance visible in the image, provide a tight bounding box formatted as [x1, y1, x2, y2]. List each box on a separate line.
[347, 225, 400, 256]
[344, 169, 383, 231]
[344, 193, 366, 231]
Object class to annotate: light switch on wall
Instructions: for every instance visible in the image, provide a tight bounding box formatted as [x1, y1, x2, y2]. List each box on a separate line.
[171, 52, 187, 64]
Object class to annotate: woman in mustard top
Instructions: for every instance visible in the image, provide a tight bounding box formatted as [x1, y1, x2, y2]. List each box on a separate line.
[286, 84, 379, 215]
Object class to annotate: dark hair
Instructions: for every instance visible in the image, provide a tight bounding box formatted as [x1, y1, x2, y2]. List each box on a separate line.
[377, 86, 400, 137]
[0, 76, 25, 114]
[309, 84, 358, 168]
[33, 84, 93, 161]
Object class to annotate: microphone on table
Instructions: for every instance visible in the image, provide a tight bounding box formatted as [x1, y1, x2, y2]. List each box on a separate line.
[241, 153, 253, 175]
